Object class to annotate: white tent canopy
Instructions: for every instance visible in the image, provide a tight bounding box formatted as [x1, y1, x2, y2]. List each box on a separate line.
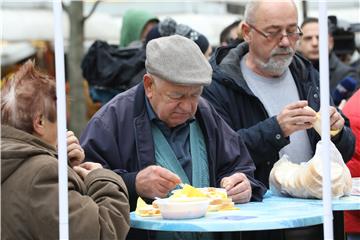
[2, 9, 240, 46]
[2, 9, 121, 44]
[1, 42, 36, 66]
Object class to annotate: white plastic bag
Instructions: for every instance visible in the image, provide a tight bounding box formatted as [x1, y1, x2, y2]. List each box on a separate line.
[269, 140, 352, 199]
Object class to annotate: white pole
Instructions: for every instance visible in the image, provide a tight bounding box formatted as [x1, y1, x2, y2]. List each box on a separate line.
[52, 1, 69, 240]
[318, 2, 333, 240]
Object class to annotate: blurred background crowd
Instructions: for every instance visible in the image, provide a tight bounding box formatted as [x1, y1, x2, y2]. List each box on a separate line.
[1, 0, 359, 137]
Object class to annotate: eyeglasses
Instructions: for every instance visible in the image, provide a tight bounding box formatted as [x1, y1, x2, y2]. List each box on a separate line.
[247, 23, 303, 42]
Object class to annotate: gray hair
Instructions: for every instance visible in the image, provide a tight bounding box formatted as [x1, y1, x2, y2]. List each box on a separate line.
[244, 0, 297, 25]
[244, 1, 261, 25]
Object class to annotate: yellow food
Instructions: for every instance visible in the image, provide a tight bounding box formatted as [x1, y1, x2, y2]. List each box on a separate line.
[304, 106, 341, 137]
[313, 112, 341, 137]
[136, 184, 240, 217]
[170, 184, 207, 198]
[135, 197, 160, 217]
[170, 184, 239, 212]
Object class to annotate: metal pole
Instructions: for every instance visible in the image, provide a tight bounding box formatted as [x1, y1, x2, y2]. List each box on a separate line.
[302, 0, 308, 19]
[53, 1, 69, 239]
[318, 2, 334, 240]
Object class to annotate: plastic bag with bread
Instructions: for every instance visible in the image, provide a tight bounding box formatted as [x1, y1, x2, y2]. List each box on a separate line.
[269, 141, 352, 199]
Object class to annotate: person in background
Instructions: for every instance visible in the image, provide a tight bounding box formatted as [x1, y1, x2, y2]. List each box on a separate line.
[298, 17, 359, 105]
[119, 9, 159, 48]
[219, 20, 243, 47]
[81, 35, 266, 240]
[341, 89, 360, 240]
[202, 1, 355, 239]
[1, 60, 130, 240]
[145, 17, 212, 59]
[85, 9, 158, 106]
[83, 17, 212, 107]
[350, 33, 360, 80]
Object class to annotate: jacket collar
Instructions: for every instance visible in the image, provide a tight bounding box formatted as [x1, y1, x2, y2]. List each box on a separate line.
[211, 42, 315, 96]
[132, 83, 156, 169]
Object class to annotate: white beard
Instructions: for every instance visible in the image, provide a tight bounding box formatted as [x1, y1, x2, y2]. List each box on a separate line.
[255, 47, 295, 76]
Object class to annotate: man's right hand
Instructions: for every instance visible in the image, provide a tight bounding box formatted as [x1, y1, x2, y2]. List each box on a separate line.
[276, 100, 317, 137]
[135, 166, 181, 199]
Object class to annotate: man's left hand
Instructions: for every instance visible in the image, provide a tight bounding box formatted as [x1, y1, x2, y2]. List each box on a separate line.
[220, 172, 251, 203]
[329, 106, 345, 133]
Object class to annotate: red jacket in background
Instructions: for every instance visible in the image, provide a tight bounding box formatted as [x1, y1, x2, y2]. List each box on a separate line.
[342, 89, 360, 234]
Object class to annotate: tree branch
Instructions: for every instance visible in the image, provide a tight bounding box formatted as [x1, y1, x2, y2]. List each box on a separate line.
[83, 1, 101, 23]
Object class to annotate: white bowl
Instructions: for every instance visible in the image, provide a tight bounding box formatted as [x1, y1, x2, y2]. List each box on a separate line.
[154, 197, 210, 220]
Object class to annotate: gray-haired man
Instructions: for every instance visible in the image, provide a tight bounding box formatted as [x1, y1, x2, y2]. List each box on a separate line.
[81, 35, 266, 239]
[203, 0, 355, 239]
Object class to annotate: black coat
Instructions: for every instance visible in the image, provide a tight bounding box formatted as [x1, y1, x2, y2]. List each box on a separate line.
[81, 40, 146, 91]
[203, 43, 355, 187]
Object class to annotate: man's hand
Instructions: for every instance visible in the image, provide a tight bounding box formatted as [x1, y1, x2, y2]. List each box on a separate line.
[276, 101, 317, 137]
[337, 99, 347, 110]
[329, 106, 345, 133]
[67, 131, 85, 167]
[220, 172, 252, 203]
[135, 166, 181, 199]
[73, 162, 103, 180]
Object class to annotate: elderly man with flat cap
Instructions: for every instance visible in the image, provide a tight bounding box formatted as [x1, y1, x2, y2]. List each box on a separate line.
[81, 35, 266, 238]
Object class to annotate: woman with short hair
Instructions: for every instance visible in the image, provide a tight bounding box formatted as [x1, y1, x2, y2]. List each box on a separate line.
[1, 60, 130, 240]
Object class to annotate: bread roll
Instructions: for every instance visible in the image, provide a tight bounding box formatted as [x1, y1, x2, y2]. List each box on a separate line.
[303, 106, 341, 137]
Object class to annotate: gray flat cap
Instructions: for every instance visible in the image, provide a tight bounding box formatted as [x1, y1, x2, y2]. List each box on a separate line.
[145, 35, 212, 85]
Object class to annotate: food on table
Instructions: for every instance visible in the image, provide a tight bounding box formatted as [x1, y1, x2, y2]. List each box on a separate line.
[135, 184, 239, 217]
[135, 197, 160, 217]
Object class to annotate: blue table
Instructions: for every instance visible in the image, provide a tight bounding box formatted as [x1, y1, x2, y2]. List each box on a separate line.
[262, 193, 360, 240]
[263, 192, 360, 211]
[130, 193, 360, 235]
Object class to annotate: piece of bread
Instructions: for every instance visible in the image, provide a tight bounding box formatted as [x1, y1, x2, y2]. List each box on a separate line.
[307, 108, 341, 137]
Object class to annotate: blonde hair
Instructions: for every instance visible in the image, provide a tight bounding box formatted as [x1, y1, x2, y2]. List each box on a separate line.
[1, 60, 57, 134]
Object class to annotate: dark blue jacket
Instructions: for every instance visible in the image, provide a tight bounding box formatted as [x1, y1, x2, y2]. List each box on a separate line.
[80, 83, 266, 211]
[203, 43, 355, 187]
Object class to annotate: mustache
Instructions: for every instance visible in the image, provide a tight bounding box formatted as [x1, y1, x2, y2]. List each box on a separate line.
[271, 47, 294, 56]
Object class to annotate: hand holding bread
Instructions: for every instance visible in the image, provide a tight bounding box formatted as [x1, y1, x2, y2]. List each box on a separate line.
[277, 101, 317, 137]
[304, 106, 344, 137]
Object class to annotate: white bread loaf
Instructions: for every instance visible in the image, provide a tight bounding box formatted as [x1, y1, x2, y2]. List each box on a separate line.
[269, 141, 352, 199]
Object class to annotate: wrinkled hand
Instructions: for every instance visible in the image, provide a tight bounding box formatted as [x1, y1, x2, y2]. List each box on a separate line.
[73, 162, 103, 180]
[276, 101, 317, 137]
[67, 131, 85, 167]
[220, 172, 251, 203]
[329, 106, 345, 133]
[136, 166, 181, 199]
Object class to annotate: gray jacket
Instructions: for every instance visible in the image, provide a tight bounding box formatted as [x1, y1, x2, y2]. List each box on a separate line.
[329, 51, 359, 93]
